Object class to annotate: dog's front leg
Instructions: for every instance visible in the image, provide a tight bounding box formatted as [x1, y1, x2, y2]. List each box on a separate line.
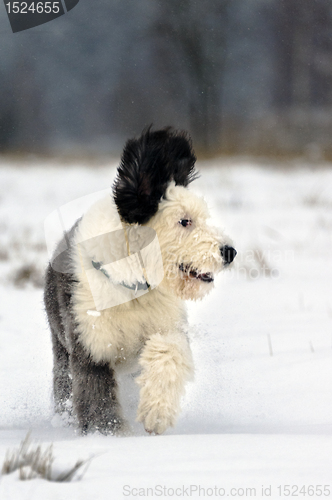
[136, 331, 194, 434]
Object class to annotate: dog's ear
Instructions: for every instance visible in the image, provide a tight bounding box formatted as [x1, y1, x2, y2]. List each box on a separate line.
[167, 131, 198, 187]
[113, 127, 197, 224]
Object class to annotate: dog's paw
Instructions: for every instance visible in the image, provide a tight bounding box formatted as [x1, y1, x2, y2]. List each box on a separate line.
[81, 416, 131, 436]
[137, 403, 176, 434]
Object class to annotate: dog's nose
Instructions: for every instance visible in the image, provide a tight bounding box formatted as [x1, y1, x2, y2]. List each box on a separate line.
[220, 245, 237, 264]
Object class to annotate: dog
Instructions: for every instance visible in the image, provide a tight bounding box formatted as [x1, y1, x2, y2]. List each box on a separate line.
[44, 127, 236, 435]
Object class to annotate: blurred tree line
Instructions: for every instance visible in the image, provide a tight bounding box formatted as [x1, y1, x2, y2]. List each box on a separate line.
[0, 0, 332, 158]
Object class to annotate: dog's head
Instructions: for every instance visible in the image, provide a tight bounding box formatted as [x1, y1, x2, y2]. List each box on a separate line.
[113, 127, 236, 301]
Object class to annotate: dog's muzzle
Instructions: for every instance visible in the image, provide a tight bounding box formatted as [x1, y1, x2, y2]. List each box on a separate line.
[220, 245, 237, 265]
[179, 263, 214, 283]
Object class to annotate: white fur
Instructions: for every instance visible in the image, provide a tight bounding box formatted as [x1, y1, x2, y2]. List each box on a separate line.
[70, 183, 231, 433]
[136, 331, 194, 434]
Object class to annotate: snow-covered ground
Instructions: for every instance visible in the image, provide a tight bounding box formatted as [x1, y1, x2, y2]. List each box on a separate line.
[0, 157, 332, 498]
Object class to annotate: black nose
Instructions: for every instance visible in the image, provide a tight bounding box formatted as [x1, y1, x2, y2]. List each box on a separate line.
[220, 245, 237, 264]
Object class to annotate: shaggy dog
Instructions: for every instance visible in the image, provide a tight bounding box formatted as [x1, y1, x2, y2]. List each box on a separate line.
[44, 128, 236, 435]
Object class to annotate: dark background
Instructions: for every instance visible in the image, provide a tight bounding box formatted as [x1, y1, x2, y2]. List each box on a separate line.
[0, 0, 332, 159]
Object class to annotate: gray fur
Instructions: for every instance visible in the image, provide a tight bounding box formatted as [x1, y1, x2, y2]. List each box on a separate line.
[43, 129, 236, 436]
[44, 223, 124, 435]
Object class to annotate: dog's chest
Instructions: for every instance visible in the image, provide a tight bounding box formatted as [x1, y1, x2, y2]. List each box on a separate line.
[74, 284, 185, 366]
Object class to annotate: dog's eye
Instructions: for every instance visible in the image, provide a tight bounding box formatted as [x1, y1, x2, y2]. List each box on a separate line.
[179, 219, 192, 227]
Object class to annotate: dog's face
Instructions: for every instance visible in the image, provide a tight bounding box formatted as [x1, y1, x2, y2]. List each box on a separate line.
[113, 127, 236, 301]
[148, 183, 235, 300]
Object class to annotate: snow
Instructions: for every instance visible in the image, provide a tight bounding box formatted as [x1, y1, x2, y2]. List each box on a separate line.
[0, 157, 332, 498]
[87, 310, 101, 317]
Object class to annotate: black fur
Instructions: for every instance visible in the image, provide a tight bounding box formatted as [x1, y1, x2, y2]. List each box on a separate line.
[44, 128, 198, 434]
[113, 127, 198, 224]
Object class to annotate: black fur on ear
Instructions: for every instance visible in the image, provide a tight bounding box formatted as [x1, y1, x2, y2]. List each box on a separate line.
[113, 126, 198, 224]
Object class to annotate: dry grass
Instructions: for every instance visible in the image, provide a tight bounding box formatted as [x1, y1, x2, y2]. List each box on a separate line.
[2, 432, 91, 482]
[11, 263, 44, 288]
[0, 225, 47, 289]
[303, 190, 332, 208]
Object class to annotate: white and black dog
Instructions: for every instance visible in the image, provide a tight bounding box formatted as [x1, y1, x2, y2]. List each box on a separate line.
[44, 127, 236, 435]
